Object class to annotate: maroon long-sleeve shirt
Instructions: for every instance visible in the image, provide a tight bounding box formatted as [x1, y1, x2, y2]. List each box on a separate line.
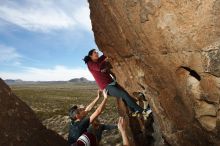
[87, 55, 113, 90]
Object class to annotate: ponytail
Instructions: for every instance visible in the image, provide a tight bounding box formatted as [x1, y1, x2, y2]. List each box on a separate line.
[83, 56, 91, 64]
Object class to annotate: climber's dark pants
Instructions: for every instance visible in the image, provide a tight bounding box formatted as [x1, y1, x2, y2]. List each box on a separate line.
[105, 84, 143, 112]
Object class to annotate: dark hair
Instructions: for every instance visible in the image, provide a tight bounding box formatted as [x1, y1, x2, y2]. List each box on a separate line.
[83, 49, 96, 64]
[68, 105, 78, 120]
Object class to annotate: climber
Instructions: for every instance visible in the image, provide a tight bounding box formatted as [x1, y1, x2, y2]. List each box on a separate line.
[87, 118, 117, 144]
[83, 49, 152, 117]
[68, 89, 108, 145]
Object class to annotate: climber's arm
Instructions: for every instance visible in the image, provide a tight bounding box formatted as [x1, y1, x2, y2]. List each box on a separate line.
[89, 90, 108, 123]
[85, 90, 101, 112]
[98, 55, 106, 62]
[121, 131, 129, 146]
[88, 61, 106, 72]
[118, 117, 129, 146]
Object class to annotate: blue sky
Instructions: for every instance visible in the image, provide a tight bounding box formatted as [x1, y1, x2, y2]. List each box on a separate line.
[0, 0, 97, 81]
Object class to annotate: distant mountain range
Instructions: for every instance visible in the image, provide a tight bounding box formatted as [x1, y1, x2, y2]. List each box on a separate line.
[4, 77, 95, 85]
[69, 77, 92, 83]
[4, 79, 24, 84]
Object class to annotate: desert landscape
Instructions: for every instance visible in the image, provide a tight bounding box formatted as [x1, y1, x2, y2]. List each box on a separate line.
[9, 80, 122, 146]
[1, 0, 220, 145]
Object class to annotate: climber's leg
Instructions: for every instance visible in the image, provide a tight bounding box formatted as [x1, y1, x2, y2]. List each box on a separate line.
[106, 84, 143, 113]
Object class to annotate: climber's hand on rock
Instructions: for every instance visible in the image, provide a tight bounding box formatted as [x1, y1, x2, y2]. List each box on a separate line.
[105, 57, 113, 62]
[104, 57, 109, 62]
[105, 57, 113, 61]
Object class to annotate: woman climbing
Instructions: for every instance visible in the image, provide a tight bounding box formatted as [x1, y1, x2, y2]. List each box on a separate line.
[83, 49, 152, 117]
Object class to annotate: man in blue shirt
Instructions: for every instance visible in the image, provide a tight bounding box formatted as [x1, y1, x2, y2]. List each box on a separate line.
[68, 90, 108, 145]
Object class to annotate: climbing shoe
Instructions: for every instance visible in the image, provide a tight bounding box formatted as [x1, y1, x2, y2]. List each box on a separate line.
[131, 106, 152, 118]
[131, 111, 141, 117]
[142, 108, 152, 119]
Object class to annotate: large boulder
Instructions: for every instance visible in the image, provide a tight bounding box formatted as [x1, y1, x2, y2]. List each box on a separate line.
[0, 78, 68, 146]
[88, 0, 220, 145]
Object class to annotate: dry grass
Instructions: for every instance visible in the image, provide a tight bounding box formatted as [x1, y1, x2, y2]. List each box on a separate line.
[10, 83, 122, 145]
[10, 83, 119, 121]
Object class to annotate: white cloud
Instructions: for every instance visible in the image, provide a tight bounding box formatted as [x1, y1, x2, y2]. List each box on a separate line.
[0, 0, 92, 32]
[0, 6, 76, 32]
[0, 65, 94, 81]
[73, 5, 92, 31]
[0, 44, 22, 65]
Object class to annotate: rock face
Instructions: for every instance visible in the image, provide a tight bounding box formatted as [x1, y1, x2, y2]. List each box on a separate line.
[0, 79, 68, 146]
[88, 0, 220, 145]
